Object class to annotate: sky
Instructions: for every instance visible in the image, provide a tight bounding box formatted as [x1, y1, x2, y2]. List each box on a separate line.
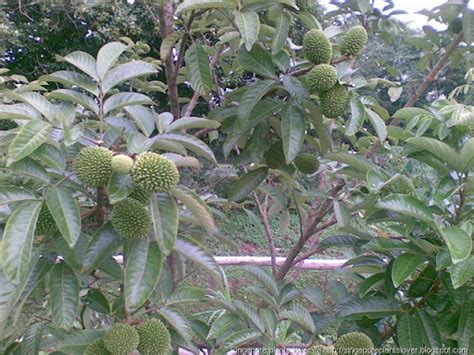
[320, 0, 473, 29]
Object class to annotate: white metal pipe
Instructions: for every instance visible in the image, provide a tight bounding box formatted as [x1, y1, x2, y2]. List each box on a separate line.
[113, 255, 347, 270]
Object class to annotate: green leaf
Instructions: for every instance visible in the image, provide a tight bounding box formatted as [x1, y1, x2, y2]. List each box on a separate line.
[238, 45, 276, 78]
[237, 80, 276, 122]
[84, 288, 110, 314]
[408, 264, 436, 297]
[47, 89, 98, 114]
[336, 297, 402, 319]
[46, 188, 81, 247]
[51, 233, 82, 270]
[346, 97, 366, 136]
[56, 330, 104, 353]
[0, 268, 17, 332]
[0, 104, 36, 121]
[157, 132, 217, 163]
[462, 8, 474, 44]
[61, 50, 99, 81]
[166, 287, 204, 306]
[9, 158, 50, 184]
[451, 255, 474, 289]
[228, 167, 268, 202]
[160, 32, 185, 60]
[185, 44, 213, 95]
[358, 273, 385, 297]
[458, 295, 474, 349]
[282, 103, 305, 164]
[124, 105, 156, 137]
[207, 313, 239, 339]
[20, 323, 43, 355]
[102, 61, 157, 93]
[6, 92, 56, 121]
[407, 137, 460, 171]
[39, 70, 98, 96]
[434, 175, 457, 202]
[96, 41, 127, 79]
[442, 226, 472, 264]
[281, 76, 309, 104]
[324, 151, 376, 174]
[158, 307, 193, 341]
[0, 186, 37, 206]
[150, 193, 178, 255]
[103, 93, 153, 115]
[391, 253, 424, 287]
[281, 303, 316, 334]
[125, 240, 163, 312]
[175, 0, 234, 15]
[234, 10, 260, 51]
[459, 138, 474, 172]
[415, 309, 442, 348]
[394, 106, 424, 123]
[172, 186, 214, 234]
[234, 300, 265, 332]
[397, 314, 423, 352]
[30, 143, 66, 171]
[50, 262, 79, 329]
[166, 117, 220, 132]
[220, 329, 262, 350]
[7, 120, 52, 166]
[376, 194, 434, 223]
[366, 108, 387, 141]
[296, 11, 320, 29]
[272, 13, 290, 54]
[243, 265, 279, 298]
[1, 201, 41, 284]
[107, 173, 134, 204]
[82, 223, 122, 272]
[174, 238, 220, 280]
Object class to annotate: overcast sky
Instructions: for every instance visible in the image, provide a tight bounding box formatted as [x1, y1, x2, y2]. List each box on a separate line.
[320, 0, 473, 29]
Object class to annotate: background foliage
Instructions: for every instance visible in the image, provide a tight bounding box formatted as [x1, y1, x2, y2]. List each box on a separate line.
[0, 0, 474, 353]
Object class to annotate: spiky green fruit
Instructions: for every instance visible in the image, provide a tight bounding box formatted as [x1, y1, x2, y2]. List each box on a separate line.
[73, 147, 113, 187]
[294, 154, 320, 174]
[335, 332, 374, 355]
[308, 345, 336, 355]
[35, 206, 56, 235]
[111, 198, 151, 240]
[129, 187, 151, 205]
[303, 29, 332, 65]
[449, 18, 463, 34]
[103, 324, 139, 355]
[340, 25, 368, 57]
[0, 120, 17, 130]
[307, 64, 338, 93]
[320, 84, 349, 117]
[137, 319, 172, 355]
[111, 154, 134, 175]
[84, 339, 111, 355]
[264, 141, 286, 169]
[131, 152, 179, 193]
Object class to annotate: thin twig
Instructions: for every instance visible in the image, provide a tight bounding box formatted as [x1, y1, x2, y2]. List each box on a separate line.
[289, 55, 352, 77]
[391, 31, 465, 126]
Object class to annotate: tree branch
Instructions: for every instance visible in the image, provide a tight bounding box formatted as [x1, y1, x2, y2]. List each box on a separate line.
[155, 1, 181, 119]
[391, 31, 465, 126]
[254, 193, 278, 276]
[289, 55, 352, 77]
[276, 179, 345, 280]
